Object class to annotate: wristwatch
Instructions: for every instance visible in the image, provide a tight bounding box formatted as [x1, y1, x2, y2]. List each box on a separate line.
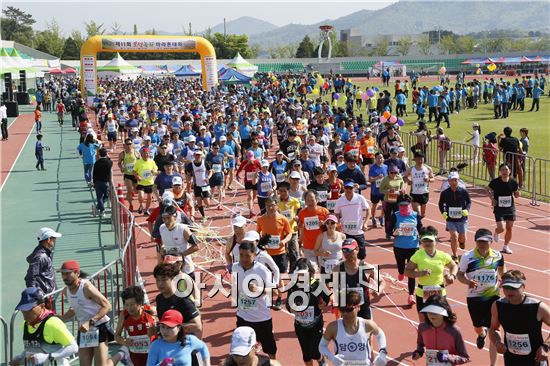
[379, 347, 388, 354]
[89, 319, 96, 326]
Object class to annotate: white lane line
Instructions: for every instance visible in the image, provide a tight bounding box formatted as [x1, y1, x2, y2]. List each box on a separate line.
[0, 119, 34, 192]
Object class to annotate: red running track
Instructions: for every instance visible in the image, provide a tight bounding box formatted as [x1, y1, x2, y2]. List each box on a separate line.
[0, 112, 35, 190]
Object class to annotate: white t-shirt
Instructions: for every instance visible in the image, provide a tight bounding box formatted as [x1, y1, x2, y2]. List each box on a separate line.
[307, 143, 324, 166]
[232, 261, 274, 322]
[334, 193, 369, 235]
[0, 105, 7, 119]
[472, 130, 480, 147]
[159, 223, 195, 273]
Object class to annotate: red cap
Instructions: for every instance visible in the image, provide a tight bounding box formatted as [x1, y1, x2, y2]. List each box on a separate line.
[141, 148, 150, 153]
[342, 238, 358, 250]
[160, 309, 183, 327]
[58, 260, 80, 273]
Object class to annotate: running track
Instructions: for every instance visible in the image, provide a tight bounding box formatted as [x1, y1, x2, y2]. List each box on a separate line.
[2, 111, 549, 365]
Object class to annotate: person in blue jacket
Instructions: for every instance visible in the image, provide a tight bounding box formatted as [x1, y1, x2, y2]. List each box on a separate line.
[77, 133, 102, 186]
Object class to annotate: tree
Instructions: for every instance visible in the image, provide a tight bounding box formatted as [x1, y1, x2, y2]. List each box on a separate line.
[439, 35, 457, 54]
[483, 38, 510, 53]
[456, 36, 475, 54]
[1, 6, 35, 47]
[531, 36, 549, 51]
[295, 35, 315, 58]
[209, 33, 254, 59]
[62, 37, 80, 59]
[396, 36, 412, 56]
[371, 39, 389, 56]
[249, 44, 261, 59]
[335, 40, 349, 57]
[418, 34, 431, 55]
[84, 21, 105, 38]
[133, 24, 138, 35]
[35, 19, 65, 58]
[110, 22, 122, 35]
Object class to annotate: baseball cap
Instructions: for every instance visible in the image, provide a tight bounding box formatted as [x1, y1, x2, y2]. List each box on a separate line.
[172, 176, 183, 185]
[159, 309, 183, 327]
[328, 165, 337, 172]
[365, 128, 372, 133]
[502, 277, 525, 289]
[37, 227, 62, 241]
[388, 165, 399, 173]
[230, 326, 257, 356]
[474, 229, 493, 242]
[143, 135, 152, 141]
[58, 260, 80, 273]
[15, 287, 45, 311]
[194, 149, 203, 155]
[231, 215, 247, 228]
[276, 150, 284, 156]
[344, 179, 355, 188]
[398, 146, 405, 153]
[246, 151, 254, 160]
[141, 148, 150, 153]
[161, 191, 175, 203]
[163, 255, 181, 264]
[323, 215, 339, 224]
[242, 231, 260, 243]
[342, 238, 358, 251]
[131, 127, 139, 132]
[448, 171, 460, 180]
[161, 205, 177, 217]
[199, 125, 206, 130]
[390, 147, 398, 154]
[420, 304, 449, 317]
[219, 136, 227, 142]
[188, 135, 197, 143]
[261, 160, 269, 167]
[289, 171, 301, 179]
[420, 233, 437, 242]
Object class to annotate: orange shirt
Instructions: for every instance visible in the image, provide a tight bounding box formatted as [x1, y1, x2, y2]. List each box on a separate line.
[34, 109, 42, 122]
[360, 137, 377, 157]
[344, 141, 361, 162]
[257, 213, 291, 256]
[297, 206, 330, 250]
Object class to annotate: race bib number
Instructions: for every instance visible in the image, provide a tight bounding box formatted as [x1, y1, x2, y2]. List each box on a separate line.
[422, 285, 443, 301]
[413, 181, 428, 193]
[399, 222, 416, 236]
[126, 163, 134, 171]
[288, 152, 296, 160]
[276, 173, 286, 182]
[79, 327, 99, 348]
[350, 148, 359, 157]
[498, 196, 512, 208]
[142, 170, 152, 179]
[375, 179, 383, 188]
[318, 191, 328, 202]
[260, 182, 272, 192]
[324, 259, 340, 273]
[238, 295, 258, 311]
[387, 192, 398, 203]
[295, 306, 315, 324]
[129, 335, 151, 354]
[471, 269, 497, 293]
[212, 164, 222, 173]
[281, 210, 292, 221]
[367, 146, 375, 154]
[268, 235, 281, 249]
[448, 207, 463, 219]
[246, 172, 256, 181]
[506, 332, 531, 355]
[426, 349, 451, 366]
[304, 216, 320, 230]
[343, 221, 359, 232]
[327, 200, 337, 211]
[201, 185, 211, 193]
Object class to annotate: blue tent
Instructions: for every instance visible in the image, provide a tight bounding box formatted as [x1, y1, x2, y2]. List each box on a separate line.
[218, 68, 251, 84]
[173, 65, 201, 77]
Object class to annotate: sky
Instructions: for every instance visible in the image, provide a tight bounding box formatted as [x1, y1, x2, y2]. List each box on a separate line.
[3, 1, 397, 36]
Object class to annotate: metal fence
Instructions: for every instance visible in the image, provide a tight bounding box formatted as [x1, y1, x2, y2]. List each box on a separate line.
[5, 179, 138, 364]
[402, 134, 547, 205]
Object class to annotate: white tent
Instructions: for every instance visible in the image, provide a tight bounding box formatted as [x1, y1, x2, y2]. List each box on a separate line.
[98, 53, 142, 80]
[226, 53, 258, 77]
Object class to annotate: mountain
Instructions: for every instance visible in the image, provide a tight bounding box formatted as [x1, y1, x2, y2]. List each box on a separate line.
[248, 1, 549, 47]
[199, 16, 277, 36]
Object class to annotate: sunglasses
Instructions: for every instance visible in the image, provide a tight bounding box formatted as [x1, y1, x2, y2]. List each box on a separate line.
[342, 247, 356, 253]
[389, 172, 398, 175]
[344, 186, 354, 190]
[160, 146, 167, 149]
[325, 221, 336, 225]
[339, 305, 358, 313]
[125, 143, 132, 146]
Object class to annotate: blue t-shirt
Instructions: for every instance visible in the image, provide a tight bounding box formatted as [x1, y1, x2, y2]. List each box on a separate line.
[533, 87, 543, 98]
[154, 173, 182, 196]
[214, 123, 227, 141]
[368, 163, 388, 197]
[146, 335, 210, 366]
[393, 211, 420, 249]
[77, 142, 100, 165]
[240, 124, 251, 140]
[396, 93, 406, 105]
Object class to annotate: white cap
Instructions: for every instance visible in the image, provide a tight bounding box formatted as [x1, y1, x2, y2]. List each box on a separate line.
[448, 171, 460, 180]
[420, 304, 449, 317]
[199, 125, 206, 130]
[242, 231, 260, 242]
[131, 127, 139, 132]
[231, 215, 247, 228]
[161, 191, 175, 203]
[230, 326, 257, 356]
[188, 136, 196, 142]
[261, 160, 269, 167]
[289, 171, 301, 179]
[219, 136, 227, 142]
[37, 227, 62, 241]
[143, 135, 152, 141]
[328, 165, 337, 172]
[397, 146, 405, 153]
[172, 176, 183, 185]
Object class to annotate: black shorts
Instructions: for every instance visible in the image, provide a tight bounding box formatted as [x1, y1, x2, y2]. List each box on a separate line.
[272, 253, 288, 274]
[494, 209, 516, 222]
[467, 296, 499, 328]
[236, 317, 277, 355]
[295, 318, 323, 362]
[245, 181, 256, 190]
[361, 156, 374, 166]
[107, 131, 117, 142]
[411, 193, 430, 205]
[124, 174, 137, 184]
[136, 184, 153, 194]
[76, 322, 115, 346]
[370, 194, 384, 204]
[193, 185, 212, 199]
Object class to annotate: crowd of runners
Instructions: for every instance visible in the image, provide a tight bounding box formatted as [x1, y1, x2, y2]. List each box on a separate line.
[12, 70, 550, 366]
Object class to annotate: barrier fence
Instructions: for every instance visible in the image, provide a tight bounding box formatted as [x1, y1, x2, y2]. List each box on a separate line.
[402, 134, 547, 205]
[4, 179, 138, 365]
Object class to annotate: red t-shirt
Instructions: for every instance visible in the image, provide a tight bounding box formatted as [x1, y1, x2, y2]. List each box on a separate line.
[236, 159, 262, 182]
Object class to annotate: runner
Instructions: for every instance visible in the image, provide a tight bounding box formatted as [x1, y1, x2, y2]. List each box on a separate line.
[487, 163, 520, 254]
[206, 143, 226, 210]
[255, 160, 277, 215]
[24, 227, 61, 302]
[489, 270, 550, 366]
[307, 167, 330, 208]
[276, 181, 301, 271]
[379, 165, 406, 240]
[457, 228, 505, 366]
[297, 190, 330, 270]
[118, 138, 140, 210]
[368, 152, 388, 228]
[404, 151, 433, 219]
[235, 151, 262, 217]
[314, 215, 345, 274]
[133, 147, 158, 216]
[222, 327, 282, 366]
[184, 149, 212, 221]
[439, 171, 471, 262]
[319, 290, 388, 365]
[224, 215, 248, 269]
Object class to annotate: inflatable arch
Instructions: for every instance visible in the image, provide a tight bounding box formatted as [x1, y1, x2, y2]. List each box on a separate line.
[80, 35, 218, 104]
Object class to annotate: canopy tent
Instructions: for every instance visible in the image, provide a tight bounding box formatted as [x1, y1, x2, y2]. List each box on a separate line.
[63, 67, 77, 74]
[226, 53, 258, 77]
[461, 56, 550, 66]
[372, 60, 407, 77]
[138, 65, 167, 75]
[218, 65, 228, 76]
[49, 68, 64, 75]
[98, 53, 142, 80]
[218, 68, 251, 84]
[173, 65, 201, 78]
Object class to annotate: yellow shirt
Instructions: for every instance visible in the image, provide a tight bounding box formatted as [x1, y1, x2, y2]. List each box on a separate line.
[277, 196, 301, 232]
[22, 316, 75, 348]
[133, 159, 158, 186]
[410, 249, 452, 297]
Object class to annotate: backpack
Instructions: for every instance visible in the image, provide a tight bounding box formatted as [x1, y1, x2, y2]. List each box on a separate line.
[441, 136, 452, 151]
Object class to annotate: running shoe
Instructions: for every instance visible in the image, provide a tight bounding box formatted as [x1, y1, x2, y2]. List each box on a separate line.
[272, 297, 282, 311]
[371, 217, 377, 228]
[144, 209, 150, 216]
[398, 274, 405, 282]
[407, 295, 416, 306]
[476, 331, 487, 349]
[138, 206, 143, 214]
[379, 216, 385, 227]
[459, 242, 465, 250]
[493, 232, 500, 243]
[501, 245, 513, 254]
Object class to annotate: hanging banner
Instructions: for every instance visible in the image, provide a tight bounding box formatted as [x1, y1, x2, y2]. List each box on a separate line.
[82, 55, 97, 105]
[101, 37, 197, 52]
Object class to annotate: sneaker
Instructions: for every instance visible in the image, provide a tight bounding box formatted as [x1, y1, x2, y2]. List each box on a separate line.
[501, 245, 513, 254]
[272, 297, 282, 311]
[379, 216, 385, 227]
[385, 234, 392, 240]
[459, 242, 465, 250]
[371, 218, 377, 228]
[144, 209, 151, 216]
[117, 346, 132, 366]
[137, 206, 143, 214]
[407, 295, 416, 306]
[398, 274, 405, 281]
[476, 331, 487, 349]
[99, 210, 105, 219]
[493, 232, 500, 243]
